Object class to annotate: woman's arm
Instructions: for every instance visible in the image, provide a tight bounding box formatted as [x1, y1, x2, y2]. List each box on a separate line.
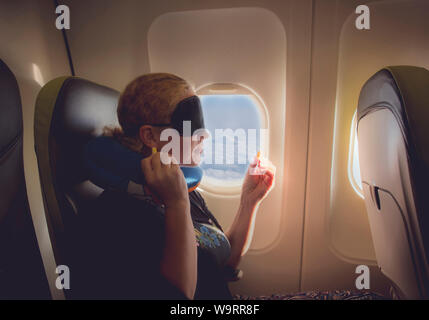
[225, 199, 258, 269]
[161, 200, 197, 300]
[225, 157, 275, 270]
[141, 152, 197, 299]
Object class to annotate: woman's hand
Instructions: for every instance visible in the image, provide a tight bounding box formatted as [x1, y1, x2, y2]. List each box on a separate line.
[225, 156, 276, 269]
[140, 151, 189, 207]
[142, 152, 197, 299]
[241, 155, 276, 207]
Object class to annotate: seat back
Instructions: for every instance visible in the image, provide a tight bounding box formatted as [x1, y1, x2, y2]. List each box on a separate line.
[0, 59, 50, 298]
[34, 77, 119, 266]
[357, 66, 429, 299]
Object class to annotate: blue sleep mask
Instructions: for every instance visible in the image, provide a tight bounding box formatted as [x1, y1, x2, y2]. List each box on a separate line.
[84, 136, 203, 193]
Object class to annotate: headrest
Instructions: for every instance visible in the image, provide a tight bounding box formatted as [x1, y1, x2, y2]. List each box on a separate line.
[357, 66, 429, 173]
[0, 59, 24, 224]
[34, 77, 120, 233]
[357, 66, 429, 197]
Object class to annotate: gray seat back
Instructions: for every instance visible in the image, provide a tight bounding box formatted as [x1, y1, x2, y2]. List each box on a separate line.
[357, 66, 429, 299]
[0, 59, 50, 298]
[34, 77, 119, 267]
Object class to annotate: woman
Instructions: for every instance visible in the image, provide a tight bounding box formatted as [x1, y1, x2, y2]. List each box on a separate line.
[78, 73, 275, 300]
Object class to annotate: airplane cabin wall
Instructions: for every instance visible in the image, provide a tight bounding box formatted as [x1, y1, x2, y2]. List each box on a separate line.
[8, 0, 426, 297]
[0, 0, 70, 299]
[62, 0, 407, 296]
[302, 0, 388, 293]
[303, 0, 429, 294]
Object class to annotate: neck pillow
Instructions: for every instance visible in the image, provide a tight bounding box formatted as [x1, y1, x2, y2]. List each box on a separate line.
[84, 136, 203, 193]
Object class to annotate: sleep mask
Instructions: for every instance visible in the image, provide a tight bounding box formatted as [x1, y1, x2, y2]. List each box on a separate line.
[150, 95, 205, 136]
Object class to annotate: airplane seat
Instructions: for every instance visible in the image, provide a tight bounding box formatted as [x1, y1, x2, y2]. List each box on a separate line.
[357, 66, 429, 299]
[0, 59, 50, 298]
[34, 77, 119, 269]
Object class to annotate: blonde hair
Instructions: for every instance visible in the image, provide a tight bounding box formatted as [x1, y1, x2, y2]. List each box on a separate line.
[105, 73, 194, 153]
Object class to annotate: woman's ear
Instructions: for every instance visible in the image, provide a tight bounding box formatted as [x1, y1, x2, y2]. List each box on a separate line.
[139, 125, 158, 148]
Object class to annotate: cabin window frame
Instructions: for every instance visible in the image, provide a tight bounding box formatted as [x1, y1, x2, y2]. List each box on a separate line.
[196, 82, 269, 196]
[347, 111, 364, 199]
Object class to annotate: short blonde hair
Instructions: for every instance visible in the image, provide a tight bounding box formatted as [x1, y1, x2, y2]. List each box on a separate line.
[105, 73, 194, 152]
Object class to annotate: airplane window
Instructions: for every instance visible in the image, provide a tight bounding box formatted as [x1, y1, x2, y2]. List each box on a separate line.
[197, 84, 266, 190]
[348, 111, 364, 198]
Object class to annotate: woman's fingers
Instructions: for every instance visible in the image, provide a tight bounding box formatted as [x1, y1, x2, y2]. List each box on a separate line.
[248, 155, 261, 175]
[151, 151, 163, 171]
[249, 154, 276, 175]
[167, 155, 180, 177]
[169, 155, 180, 167]
[160, 151, 176, 168]
[141, 157, 154, 182]
[259, 158, 275, 171]
[263, 169, 275, 187]
[148, 151, 183, 183]
[249, 155, 258, 168]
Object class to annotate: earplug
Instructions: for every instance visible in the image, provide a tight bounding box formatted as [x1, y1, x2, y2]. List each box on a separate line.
[152, 147, 157, 155]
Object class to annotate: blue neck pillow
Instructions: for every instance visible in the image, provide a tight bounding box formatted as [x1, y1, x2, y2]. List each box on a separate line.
[84, 136, 203, 193]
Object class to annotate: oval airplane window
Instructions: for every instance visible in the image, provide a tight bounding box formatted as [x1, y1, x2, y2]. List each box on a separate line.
[197, 83, 268, 194]
[348, 111, 364, 198]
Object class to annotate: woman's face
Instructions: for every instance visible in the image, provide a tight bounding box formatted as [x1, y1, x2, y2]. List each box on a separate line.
[140, 90, 206, 166]
[157, 90, 206, 166]
[156, 133, 205, 166]
[186, 135, 205, 166]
